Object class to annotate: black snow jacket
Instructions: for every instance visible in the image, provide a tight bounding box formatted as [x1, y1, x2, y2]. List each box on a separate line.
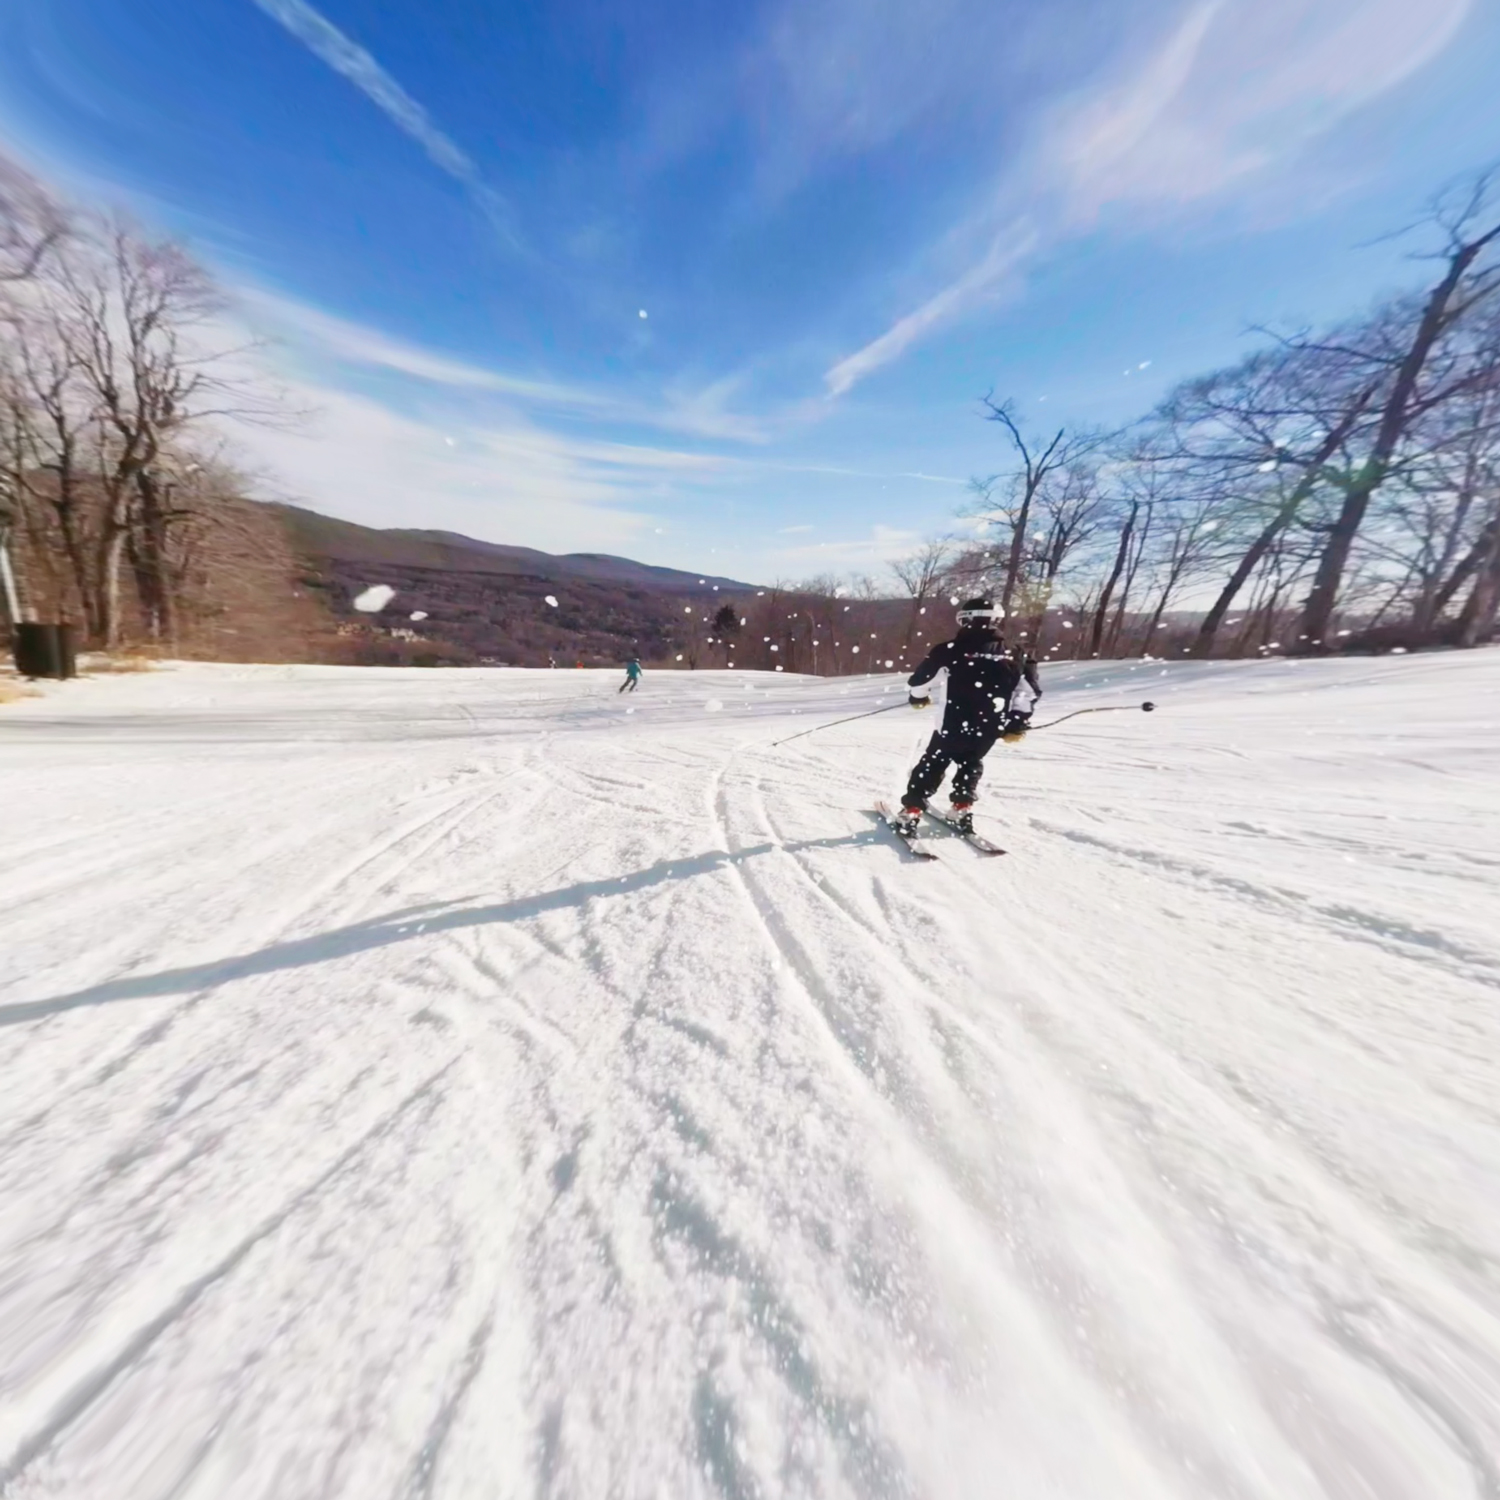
[907, 626, 1038, 735]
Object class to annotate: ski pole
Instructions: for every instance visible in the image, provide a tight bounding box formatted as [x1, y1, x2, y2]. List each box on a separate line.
[1028, 701, 1157, 732]
[773, 700, 910, 747]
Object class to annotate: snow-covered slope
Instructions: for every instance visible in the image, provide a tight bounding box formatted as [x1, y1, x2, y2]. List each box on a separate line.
[1, 653, 1497, 1500]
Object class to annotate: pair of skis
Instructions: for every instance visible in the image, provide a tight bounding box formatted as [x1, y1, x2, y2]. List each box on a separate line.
[874, 801, 1006, 860]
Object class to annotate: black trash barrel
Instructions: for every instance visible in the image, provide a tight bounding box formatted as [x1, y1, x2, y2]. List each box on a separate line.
[12, 622, 77, 680]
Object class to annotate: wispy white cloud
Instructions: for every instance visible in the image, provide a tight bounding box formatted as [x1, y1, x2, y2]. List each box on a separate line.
[653, 373, 771, 444]
[822, 0, 1474, 396]
[241, 288, 612, 404]
[823, 221, 1038, 397]
[1054, 0, 1473, 218]
[1054, 0, 1227, 216]
[248, 0, 516, 244]
[569, 437, 725, 471]
[182, 292, 738, 553]
[633, 0, 1090, 209]
[230, 376, 718, 555]
[211, 296, 956, 574]
[742, 0, 1020, 195]
[774, 524, 920, 570]
[742, 460, 968, 485]
[238, 286, 770, 442]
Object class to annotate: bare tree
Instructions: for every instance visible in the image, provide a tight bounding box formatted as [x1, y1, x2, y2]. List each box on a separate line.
[1455, 511, 1500, 644]
[1, 300, 103, 633]
[889, 539, 952, 654]
[0, 158, 68, 630]
[1133, 494, 1224, 652]
[1292, 173, 1500, 647]
[971, 396, 1106, 613]
[1381, 327, 1500, 634]
[0, 156, 67, 285]
[1152, 345, 1382, 656]
[55, 218, 268, 645]
[1087, 491, 1140, 658]
[1105, 495, 1157, 655]
[709, 601, 740, 664]
[1023, 461, 1106, 644]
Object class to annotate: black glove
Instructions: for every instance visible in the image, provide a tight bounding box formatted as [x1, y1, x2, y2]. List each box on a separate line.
[1001, 709, 1031, 741]
[909, 693, 931, 709]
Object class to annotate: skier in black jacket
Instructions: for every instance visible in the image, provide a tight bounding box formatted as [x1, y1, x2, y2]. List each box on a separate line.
[896, 598, 1040, 833]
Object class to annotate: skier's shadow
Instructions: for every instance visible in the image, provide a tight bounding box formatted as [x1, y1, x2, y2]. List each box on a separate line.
[2, 823, 890, 1028]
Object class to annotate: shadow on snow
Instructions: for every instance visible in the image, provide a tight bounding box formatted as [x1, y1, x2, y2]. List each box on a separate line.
[3, 823, 891, 1028]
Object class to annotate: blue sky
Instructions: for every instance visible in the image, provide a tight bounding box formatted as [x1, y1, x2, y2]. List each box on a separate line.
[1, 0, 1498, 579]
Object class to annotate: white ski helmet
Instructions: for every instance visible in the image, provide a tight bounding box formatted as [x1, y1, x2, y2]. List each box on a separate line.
[955, 596, 1004, 626]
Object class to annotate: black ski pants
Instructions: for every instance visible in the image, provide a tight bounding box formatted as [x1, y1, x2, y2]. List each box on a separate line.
[903, 724, 1000, 808]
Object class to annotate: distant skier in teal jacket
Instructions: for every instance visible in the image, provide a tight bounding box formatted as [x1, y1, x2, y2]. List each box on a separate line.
[619, 657, 643, 693]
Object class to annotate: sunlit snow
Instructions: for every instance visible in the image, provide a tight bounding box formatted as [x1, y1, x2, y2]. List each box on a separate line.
[0, 654, 1496, 1498]
[352, 584, 396, 612]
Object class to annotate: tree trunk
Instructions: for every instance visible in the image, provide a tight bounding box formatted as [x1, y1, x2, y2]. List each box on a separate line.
[98, 525, 128, 649]
[1456, 522, 1500, 646]
[1191, 511, 1289, 656]
[1139, 566, 1185, 654]
[1089, 500, 1137, 656]
[1001, 487, 1035, 614]
[1297, 468, 1387, 647]
[53, 491, 98, 637]
[1297, 230, 1498, 649]
[1192, 404, 1369, 657]
[1432, 513, 1496, 620]
[1106, 502, 1154, 654]
[1409, 454, 1478, 634]
[901, 588, 931, 653]
[128, 471, 176, 642]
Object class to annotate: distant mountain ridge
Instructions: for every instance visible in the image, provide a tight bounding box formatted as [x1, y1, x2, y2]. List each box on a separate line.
[268, 504, 756, 594]
[263, 500, 756, 668]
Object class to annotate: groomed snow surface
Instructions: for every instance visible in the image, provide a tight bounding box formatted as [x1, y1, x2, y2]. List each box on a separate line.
[1, 653, 1498, 1500]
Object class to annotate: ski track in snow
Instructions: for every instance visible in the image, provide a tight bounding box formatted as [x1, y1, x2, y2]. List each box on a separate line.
[0, 654, 1497, 1499]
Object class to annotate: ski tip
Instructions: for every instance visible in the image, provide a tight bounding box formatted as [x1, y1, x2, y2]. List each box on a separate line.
[921, 809, 1008, 855]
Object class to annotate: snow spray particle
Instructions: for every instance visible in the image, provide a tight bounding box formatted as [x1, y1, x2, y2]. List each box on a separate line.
[353, 584, 396, 612]
[544, 595, 559, 608]
[410, 611, 428, 621]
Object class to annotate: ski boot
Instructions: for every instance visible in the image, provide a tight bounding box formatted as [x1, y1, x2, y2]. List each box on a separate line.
[947, 801, 975, 835]
[894, 804, 923, 836]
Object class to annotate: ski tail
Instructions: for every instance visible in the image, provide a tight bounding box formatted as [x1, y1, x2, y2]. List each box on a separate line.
[874, 801, 938, 861]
